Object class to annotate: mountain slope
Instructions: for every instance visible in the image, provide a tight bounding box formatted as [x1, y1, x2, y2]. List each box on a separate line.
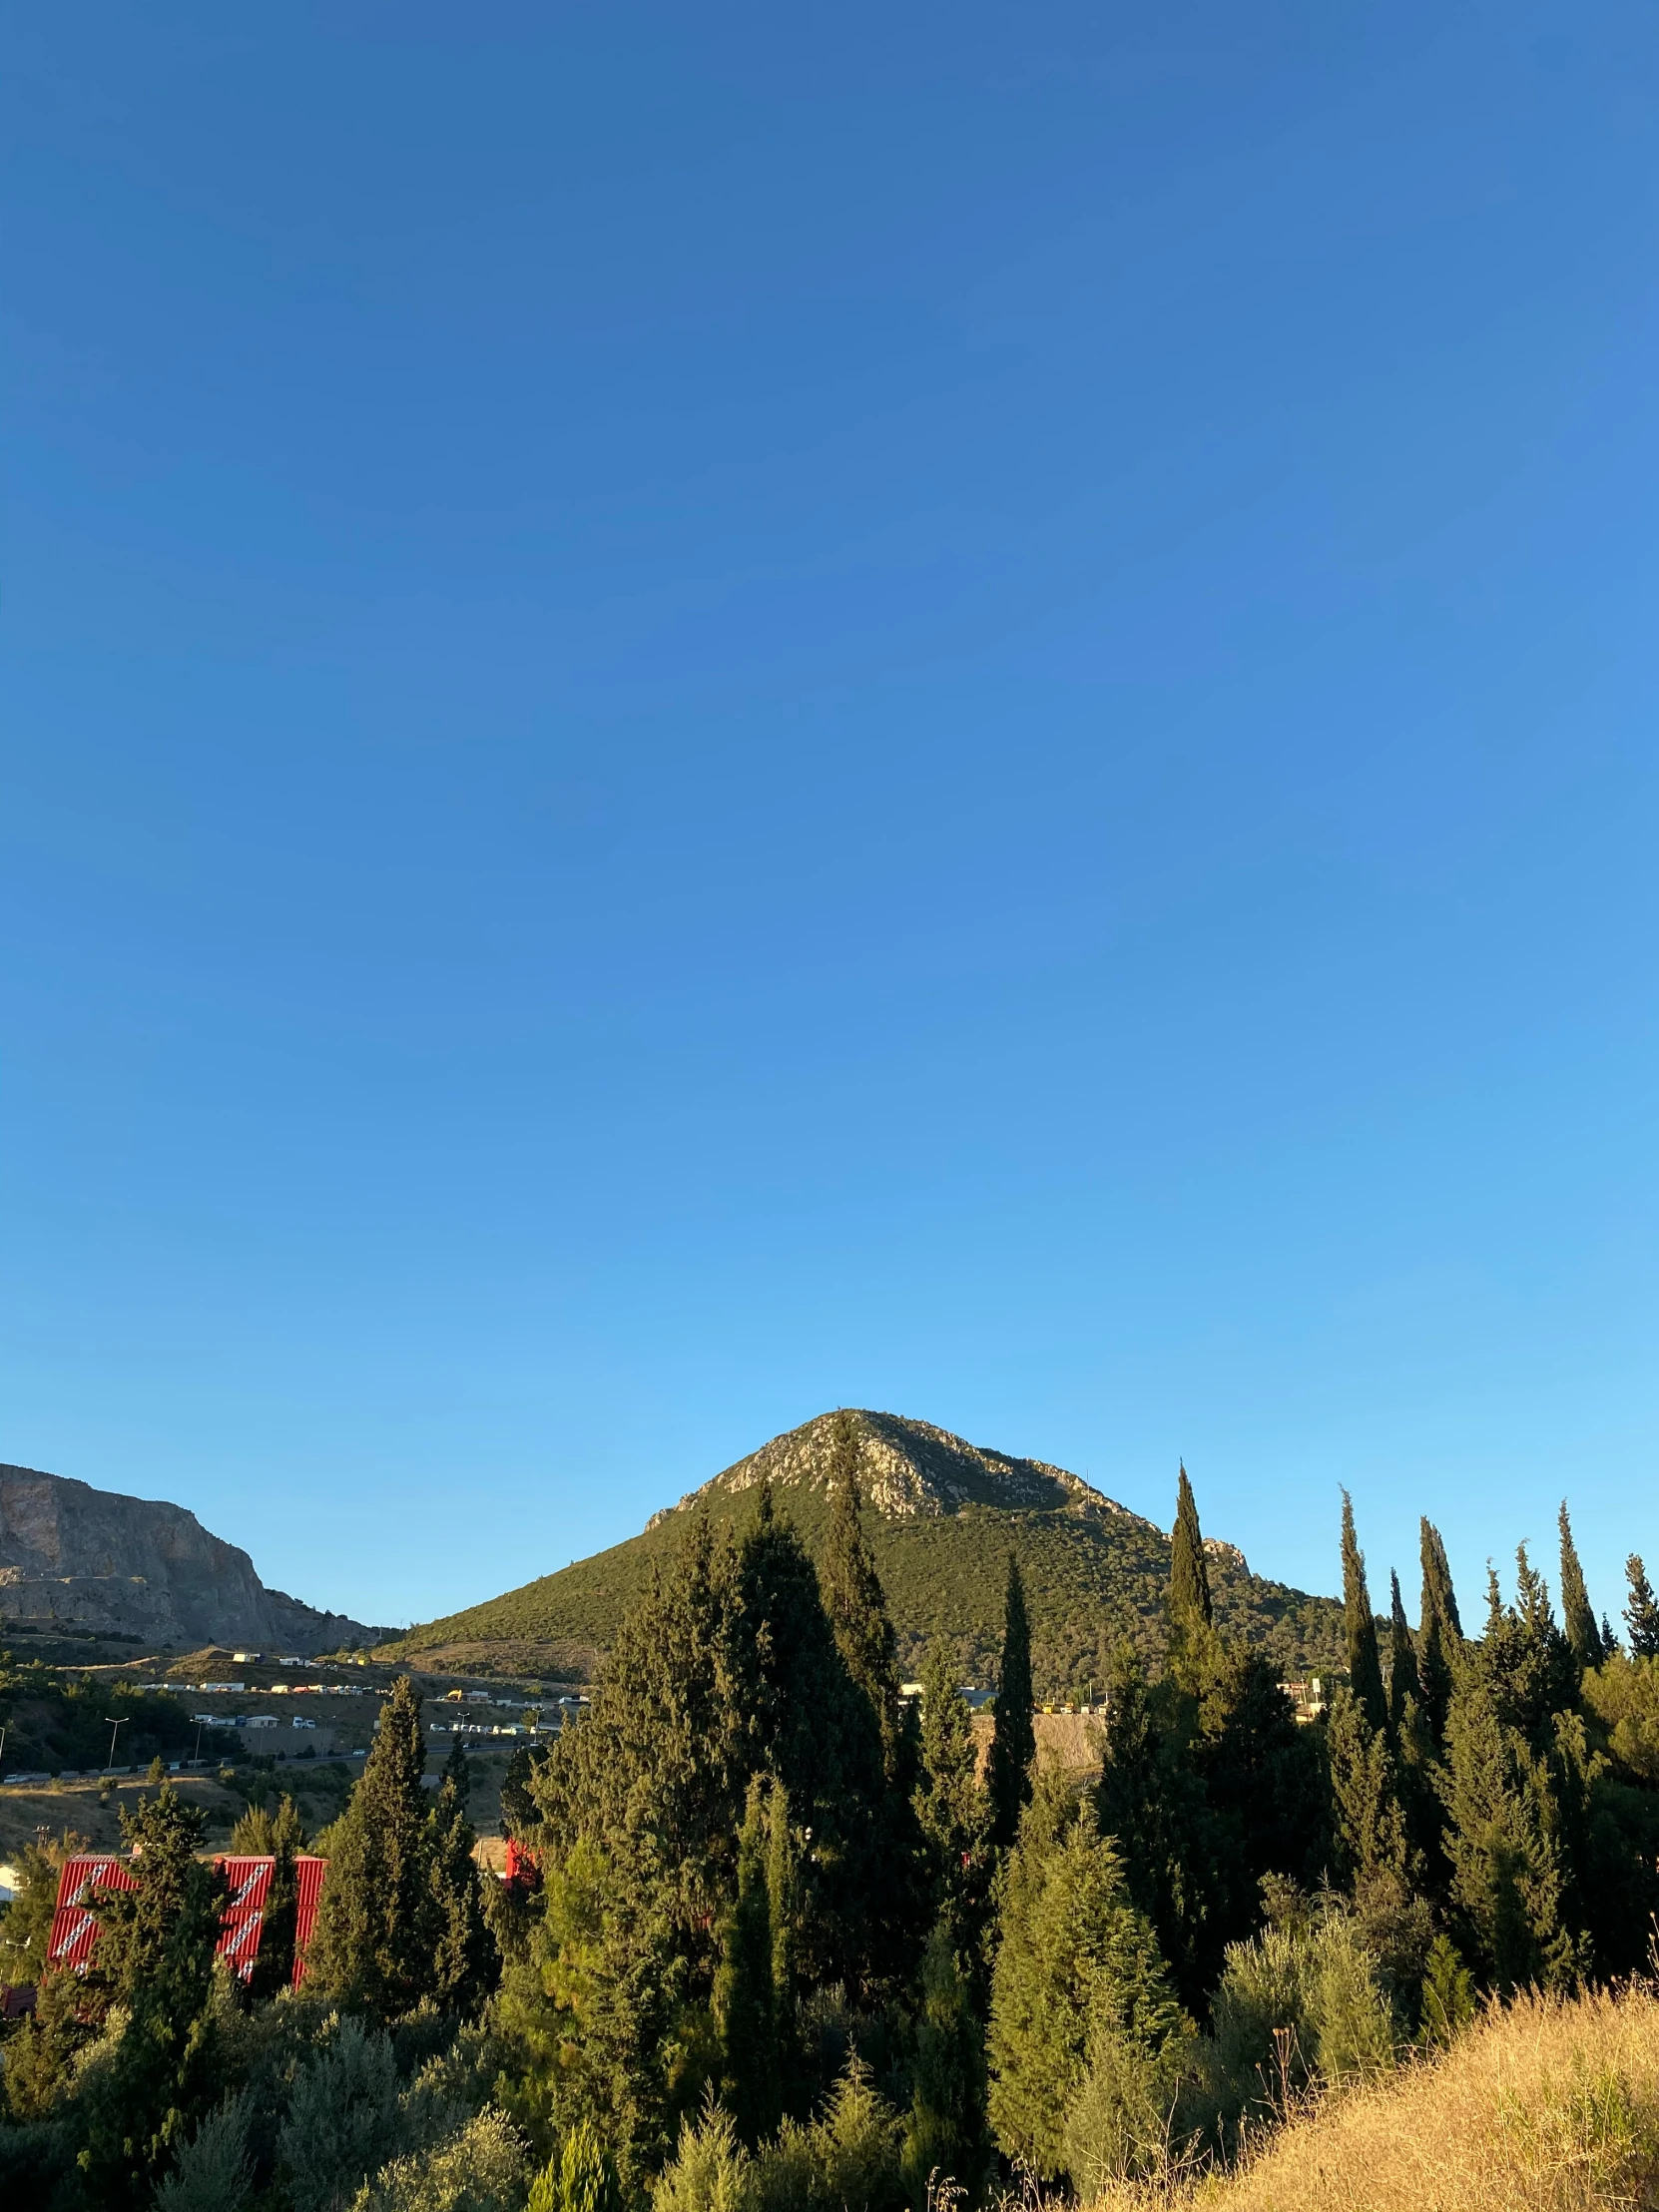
[381, 1411, 1344, 1692]
[0, 1462, 379, 1653]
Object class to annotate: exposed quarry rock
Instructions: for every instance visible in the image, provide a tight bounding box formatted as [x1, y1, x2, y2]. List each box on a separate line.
[0, 1463, 374, 1652]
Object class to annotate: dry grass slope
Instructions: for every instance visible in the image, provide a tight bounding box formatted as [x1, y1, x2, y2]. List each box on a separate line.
[1090, 1985, 1659, 2212]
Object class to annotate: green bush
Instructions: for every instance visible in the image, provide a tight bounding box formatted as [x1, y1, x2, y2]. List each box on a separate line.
[1205, 1900, 1397, 2124]
[277, 2015, 402, 2212]
[352, 2106, 531, 2212]
[653, 2063, 903, 2212]
[153, 2091, 255, 2212]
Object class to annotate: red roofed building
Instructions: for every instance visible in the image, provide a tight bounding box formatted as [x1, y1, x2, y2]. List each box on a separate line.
[47, 1852, 327, 1987]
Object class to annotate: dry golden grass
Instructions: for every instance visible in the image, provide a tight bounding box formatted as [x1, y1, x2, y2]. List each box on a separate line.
[1089, 1984, 1659, 2212]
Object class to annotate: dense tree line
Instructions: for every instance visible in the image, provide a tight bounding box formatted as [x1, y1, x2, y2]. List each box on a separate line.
[0, 1656, 238, 1780]
[5, 1413, 1659, 2209]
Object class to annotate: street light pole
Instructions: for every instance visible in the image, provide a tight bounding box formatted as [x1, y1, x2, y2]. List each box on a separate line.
[104, 1716, 129, 1773]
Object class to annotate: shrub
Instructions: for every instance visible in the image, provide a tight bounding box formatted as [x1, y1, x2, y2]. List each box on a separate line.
[531, 2117, 627, 2212]
[277, 2015, 402, 2212]
[652, 2102, 756, 2212]
[655, 2061, 904, 2212]
[352, 2106, 531, 2212]
[1206, 1901, 1396, 2125]
[153, 2091, 255, 2212]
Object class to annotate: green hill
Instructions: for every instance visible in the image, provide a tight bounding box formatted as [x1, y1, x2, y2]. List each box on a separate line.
[378, 1410, 1344, 1695]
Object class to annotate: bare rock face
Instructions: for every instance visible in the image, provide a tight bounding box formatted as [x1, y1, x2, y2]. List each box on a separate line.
[0, 1463, 374, 1652]
[646, 1408, 1159, 1531]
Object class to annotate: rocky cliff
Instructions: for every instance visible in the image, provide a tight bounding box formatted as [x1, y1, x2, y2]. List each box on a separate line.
[0, 1463, 375, 1653]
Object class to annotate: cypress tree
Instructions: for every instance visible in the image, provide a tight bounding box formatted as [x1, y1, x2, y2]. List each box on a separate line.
[1417, 1518, 1461, 1744]
[500, 1739, 546, 1841]
[1326, 1687, 1407, 1884]
[1438, 1648, 1582, 1992]
[1558, 1503, 1602, 1670]
[1387, 1569, 1421, 1729]
[75, 1785, 229, 2202]
[1168, 1463, 1213, 1631]
[1625, 1555, 1659, 1659]
[250, 1793, 306, 2000]
[915, 1636, 995, 1981]
[901, 1920, 991, 2204]
[441, 1725, 471, 1811]
[1341, 1491, 1388, 1734]
[1094, 1643, 1216, 2015]
[915, 1633, 990, 1953]
[735, 1478, 905, 1994]
[714, 1777, 782, 2145]
[306, 1674, 440, 2019]
[1419, 1517, 1464, 1640]
[765, 1775, 803, 2106]
[821, 1413, 908, 1786]
[1512, 1542, 1577, 1725]
[987, 1552, 1035, 1853]
[430, 1755, 499, 2017]
[520, 1515, 752, 2182]
[986, 1777, 1190, 2188]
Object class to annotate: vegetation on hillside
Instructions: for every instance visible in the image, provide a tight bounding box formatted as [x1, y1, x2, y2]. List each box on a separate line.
[380, 1413, 1346, 1693]
[5, 1445, 1659, 2212]
[0, 1648, 236, 1777]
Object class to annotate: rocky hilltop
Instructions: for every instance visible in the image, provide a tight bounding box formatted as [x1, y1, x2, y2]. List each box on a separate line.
[647, 1409, 1150, 1527]
[382, 1409, 1344, 1691]
[0, 1463, 376, 1653]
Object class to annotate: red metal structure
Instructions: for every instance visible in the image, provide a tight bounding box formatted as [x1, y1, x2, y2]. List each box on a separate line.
[47, 1856, 133, 1973]
[47, 1852, 327, 1986]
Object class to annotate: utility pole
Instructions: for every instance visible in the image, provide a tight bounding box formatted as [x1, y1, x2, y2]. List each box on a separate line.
[104, 1715, 129, 1772]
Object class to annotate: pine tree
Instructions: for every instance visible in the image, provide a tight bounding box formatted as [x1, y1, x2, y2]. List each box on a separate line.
[914, 1635, 989, 1955]
[305, 1674, 441, 2019]
[820, 1413, 908, 1787]
[1557, 1503, 1603, 1671]
[1168, 1463, 1213, 1631]
[1341, 1492, 1388, 1734]
[715, 1777, 782, 2144]
[986, 1552, 1035, 1853]
[1387, 1570, 1421, 1730]
[1625, 1555, 1659, 1659]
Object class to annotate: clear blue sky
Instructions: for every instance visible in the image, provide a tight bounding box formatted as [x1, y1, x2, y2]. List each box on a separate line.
[4, 5, 1655, 1632]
